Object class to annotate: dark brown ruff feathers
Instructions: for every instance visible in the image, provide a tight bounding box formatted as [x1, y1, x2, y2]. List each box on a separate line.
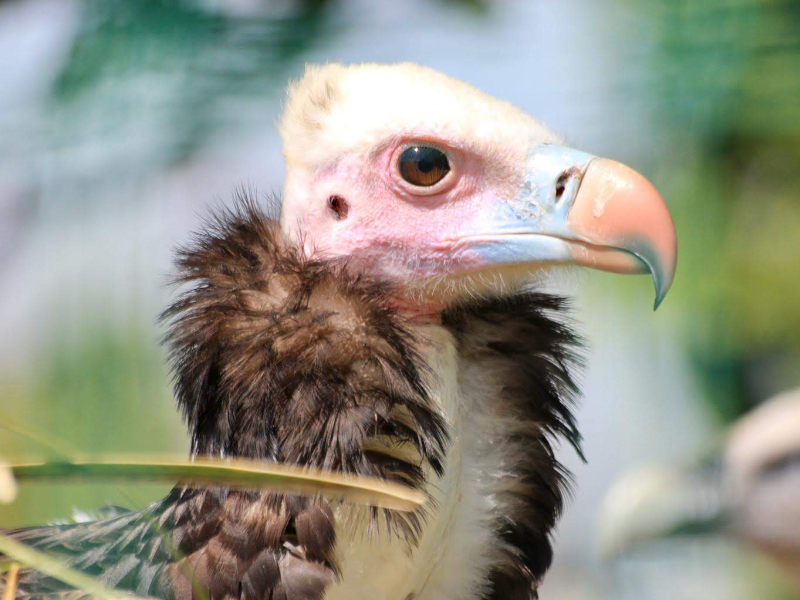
[3, 195, 582, 600]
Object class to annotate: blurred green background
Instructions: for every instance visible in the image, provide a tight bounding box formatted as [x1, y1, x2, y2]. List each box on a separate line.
[1, 0, 799, 598]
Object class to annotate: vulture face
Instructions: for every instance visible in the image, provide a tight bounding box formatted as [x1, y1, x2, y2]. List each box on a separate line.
[280, 63, 677, 310]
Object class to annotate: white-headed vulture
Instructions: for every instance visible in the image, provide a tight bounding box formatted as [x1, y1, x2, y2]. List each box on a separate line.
[2, 63, 677, 600]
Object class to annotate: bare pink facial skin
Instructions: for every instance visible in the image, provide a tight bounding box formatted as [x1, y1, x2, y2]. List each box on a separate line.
[284, 139, 515, 280]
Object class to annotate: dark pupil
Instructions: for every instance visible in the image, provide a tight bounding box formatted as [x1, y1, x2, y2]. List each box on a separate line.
[399, 146, 450, 187]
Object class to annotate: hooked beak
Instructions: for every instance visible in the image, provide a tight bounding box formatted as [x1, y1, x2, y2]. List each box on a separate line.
[453, 144, 678, 309]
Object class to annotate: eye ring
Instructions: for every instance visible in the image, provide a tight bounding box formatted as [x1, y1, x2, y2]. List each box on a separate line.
[391, 141, 458, 196]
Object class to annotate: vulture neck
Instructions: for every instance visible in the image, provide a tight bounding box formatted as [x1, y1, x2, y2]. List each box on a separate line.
[390, 297, 446, 324]
[163, 198, 583, 597]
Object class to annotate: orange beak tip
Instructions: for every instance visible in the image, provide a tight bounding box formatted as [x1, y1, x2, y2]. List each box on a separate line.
[569, 159, 678, 310]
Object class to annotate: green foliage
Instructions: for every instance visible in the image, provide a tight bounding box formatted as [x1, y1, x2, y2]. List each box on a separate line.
[643, 0, 800, 139]
[47, 0, 334, 168]
[638, 0, 800, 419]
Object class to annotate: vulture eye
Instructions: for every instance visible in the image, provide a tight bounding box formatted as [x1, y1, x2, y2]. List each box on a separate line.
[399, 145, 451, 187]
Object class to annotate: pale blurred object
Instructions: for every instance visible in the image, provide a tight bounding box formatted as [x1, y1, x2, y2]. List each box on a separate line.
[0, 462, 17, 505]
[599, 388, 800, 591]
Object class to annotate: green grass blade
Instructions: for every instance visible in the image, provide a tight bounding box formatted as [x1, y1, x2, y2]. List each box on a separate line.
[9, 455, 425, 512]
[0, 534, 152, 600]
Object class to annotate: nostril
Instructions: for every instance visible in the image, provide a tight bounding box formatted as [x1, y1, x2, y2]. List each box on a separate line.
[555, 167, 580, 202]
[327, 194, 349, 220]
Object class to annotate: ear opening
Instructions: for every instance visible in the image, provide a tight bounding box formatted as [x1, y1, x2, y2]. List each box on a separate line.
[327, 195, 349, 220]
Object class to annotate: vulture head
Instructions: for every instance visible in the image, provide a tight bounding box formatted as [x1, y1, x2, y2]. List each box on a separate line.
[279, 63, 677, 313]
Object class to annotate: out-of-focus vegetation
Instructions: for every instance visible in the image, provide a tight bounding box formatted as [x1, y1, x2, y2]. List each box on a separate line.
[0, 326, 182, 524]
[51, 0, 333, 166]
[640, 0, 800, 421]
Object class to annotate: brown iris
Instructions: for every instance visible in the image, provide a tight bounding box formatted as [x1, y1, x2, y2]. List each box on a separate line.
[399, 145, 450, 187]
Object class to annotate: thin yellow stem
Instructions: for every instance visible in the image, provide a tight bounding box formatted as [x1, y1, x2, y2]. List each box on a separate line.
[1, 563, 19, 600]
